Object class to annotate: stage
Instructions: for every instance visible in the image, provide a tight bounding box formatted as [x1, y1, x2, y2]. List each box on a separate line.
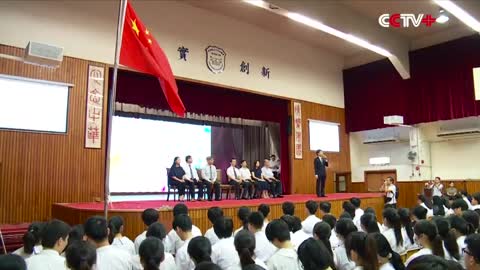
[52, 193, 384, 239]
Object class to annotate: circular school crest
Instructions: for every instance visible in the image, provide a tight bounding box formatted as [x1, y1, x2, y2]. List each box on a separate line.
[205, 45, 226, 74]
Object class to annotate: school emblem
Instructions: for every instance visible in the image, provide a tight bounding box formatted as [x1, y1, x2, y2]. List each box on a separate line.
[205, 45, 226, 74]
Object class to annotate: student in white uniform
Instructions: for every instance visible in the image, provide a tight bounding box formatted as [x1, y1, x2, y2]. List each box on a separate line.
[319, 202, 332, 217]
[405, 220, 444, 266]
[417, 194, 434, 218]
[345, 232, 379, 270]
[265, 219, 301, 270]
[381, 208, 405, 254]
[248, 211, 277, 264]
[282, 201, 295, 216]
[258, 204, 270, 231]
[26, 219, 70, 270]
[297, 238, 335, 270]
[359, 213, 380, 234]
[165, 204, 202, 254]
[13, 222, 45, 259]
[65, 240, 97, 270]
[471, 193, 480, 211]
[333, 218, 357, 270]
[174, 214, 196, 270]
[301, 200, 322, 235]
[204, 207, 223, 245]
[371, 233, 405, 270]
[425, 177, 444, 197]
[132, 222, 176, 270]
[0, 254, 27, 270]
[134, 208, 159, 254]
[450, 215, 474, 269]
[139, 237, 166, 270]
[464, 233, 480, 270]
[234, 206, 252, 236]
[187, 236, 213, 267]
[350, 198, 364, 230]
[239, 160, 254, 199]
[108, 216, 135, 255]
[398, 208, 417, 250]
[463, 210, 480, 234]
[322, 214, 340, 249]
[452, 198, 470, 216]
[412, 206, 428, 222]
[313, 222, 334, 259]
[234, 230, 269, 270]
[381, 177, 397, 208]
[211, 217, 241, 270]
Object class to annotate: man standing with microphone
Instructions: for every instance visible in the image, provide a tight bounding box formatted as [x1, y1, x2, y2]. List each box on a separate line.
[314, 150, 328, 197]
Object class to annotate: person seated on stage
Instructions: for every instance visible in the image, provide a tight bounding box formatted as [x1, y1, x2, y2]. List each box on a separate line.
[204, 207, 223, 246]
[0, 254, 26, 270]
[108, 216, 135, 255]
[251, 160, 269, 199]
[26, 219, 71, 270]
[282, 201, 295, 216]
[464, 234, 480, 270]
[12, 222, 46, 259]
[302, 200, 322, 235]
[239, 160, 254, 199]
[227, 158, 246, 200]
[169, 156, 187, 202]
[234, 230, 269, 270]
[247, 212, 277, 264]
[183, 155, 202, 202]
[134, 208, 159, 254]
[234, 206, 252, 236]
[270, 154, 280, 179]
[187, 236, 213, 267]
[200, 156, 221, 201]
[452, 198, 470, 216]
[261, 159, 283, 198]
[138, 237, 165, 270]
[165, 203, 202, 255]
[258, 204, 271, 231]
[319, 202, 331, 217]
[83, 216, 132, 270]
[211, 217, 241, 270]
[265, 219, 300, 270]
[65, 240, 97, 270]
[174, 214, 196, 270]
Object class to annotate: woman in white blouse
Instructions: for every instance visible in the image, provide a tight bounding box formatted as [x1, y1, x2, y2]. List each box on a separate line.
[108, 216, 135, 255]
[405, 220, 445, 266]
[12, 222, 45, 259]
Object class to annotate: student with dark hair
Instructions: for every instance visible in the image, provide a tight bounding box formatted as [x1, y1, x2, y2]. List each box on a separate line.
[398, 208, 415, 250]
[334, 218, 357, 270]
[297, 238, 335, 270]
[342, 201, 356, 220]
[418, 195, 433, 218]
[319, 202, 332, 217]
[84, 216, 132, 270]
[292, 216, 303, 233]
[464, 234, 480, 270]
[187, 236, 212, 266]
[282, 201, 295, 216]
[173, 214, 196, 270]
[289, 215, 310, 250]
[169, 156, 187, 202]
[280, 215, 296, 233]
[258, 204, 270, 230]
[382, 208, 404, 254]
[234, 230, 268, 269]
[460, 190, 474, 210]
[211, 217, 240, 269]
[13, 222, 45, 259]
[431, 216, 459, 264]
[65, 240, 97, 270]
[449, 215, 475, 268]
[452, 198, 469, 215]
[204, 207, 223, 245]
[139, 237, 165, 270]
[251, 160, 269, 199]
[194, 262, 222, 270]
[471, 192, 480, 211]
[339, 212, 352, 220]
[63, 224, 86, 257]
[183, 155, 202, 201]
[323, 214, 340, 249]
[265, 219, 300, 270]
[234, 206, 252, 236]
[131, 222, 175, 270]
[108, 216, 135, 255]
[406, 255, 450, 270]
[463, 210, 480, 233]
[313, 222, 333, 257]
[165, 204, 202, 255]
[247, 212, 276, 264]
[405, 220, 444, 266]
[346, 232, 379, 270]
[134, 208, 159, 253]
[350, 197, 364, 229]
[372, 233, 405, 270]
[412, 206, 428, 221]
[360, 213, 380, 234]
[302, 200, 321, 235]
[26, 219, 71, 270]
[0, 254, 27, 270]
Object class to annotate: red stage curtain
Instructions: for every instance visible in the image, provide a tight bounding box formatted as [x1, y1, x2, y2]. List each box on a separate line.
[113, 69, 291, 193]
[344, 34, 480, 132]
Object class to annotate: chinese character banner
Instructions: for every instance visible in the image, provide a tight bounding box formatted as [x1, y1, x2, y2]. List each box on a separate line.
[293, 102, 302, 159]
[85, 65, 105, 149]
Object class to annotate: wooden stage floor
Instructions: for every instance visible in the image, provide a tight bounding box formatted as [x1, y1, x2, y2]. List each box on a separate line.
[52, 193, 385, 239]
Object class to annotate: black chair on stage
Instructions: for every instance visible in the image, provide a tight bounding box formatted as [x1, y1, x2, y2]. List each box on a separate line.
[166, 168, 192, 201]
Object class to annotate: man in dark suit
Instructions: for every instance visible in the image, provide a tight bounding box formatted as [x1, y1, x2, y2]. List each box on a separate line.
[314, 149, 329, 197]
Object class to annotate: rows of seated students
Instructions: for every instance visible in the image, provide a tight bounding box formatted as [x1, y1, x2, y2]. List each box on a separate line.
[168, 156, 283, 202]
[3, 193, 480, 270]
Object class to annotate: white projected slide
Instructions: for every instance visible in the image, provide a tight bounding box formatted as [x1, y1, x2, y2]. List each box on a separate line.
[309, 120, 340, 152]
[0, 76, 69, 133]
[109, 116, 212, 193]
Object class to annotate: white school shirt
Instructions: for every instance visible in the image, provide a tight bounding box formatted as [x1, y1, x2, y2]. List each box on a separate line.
[262, 220, 269, 231]
[26, 249, 66, 270]
[255, 258, 269, 270]
[212, 237, 241, 270]
[239, 167, 252, 180]
[131, 252, 177, 270]
[330, 230, 341, 249]
[401, 227, 417, 250]
[112, 236, 135, 255]
[165, 226, 202, 254]
[204, 226, 220, 246]
[382, 227, 405, 254]
[182, 163, 199, 180]
[13, 245, 43, 259]
[301, 215, 321, 234]
[134, 230, 147, 254]
[420, 203, 434, 218]
[379, 263, 396, 270]
[432, 184, 443, 197]
[291, 229, 310, 251]
[464, 196, 474, 210]
[201, 165, 217, 182]
[175, 238, 195, 270]
[457, 235, 467, 269]
[353, 209, 364, 229]
[333, 242, 356, 270]
[405, 247, 432, 266]
[471, 204, 480, 210]
[227, 166, 241, 180]
[266, 247, 301, 270]
[261, 167, 274, 179]
[254, 230, 277, 263]
[96, 245, 132, 270]
[385, 185, 397, 205]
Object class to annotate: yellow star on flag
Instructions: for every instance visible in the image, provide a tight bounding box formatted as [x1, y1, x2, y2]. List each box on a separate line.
[145, 29, 150, 35]
[131, 19, 139, 36]
[148, 39, 152, 44]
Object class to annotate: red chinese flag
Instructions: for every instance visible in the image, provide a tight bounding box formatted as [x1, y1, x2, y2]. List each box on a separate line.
[120, 1, 185, 117]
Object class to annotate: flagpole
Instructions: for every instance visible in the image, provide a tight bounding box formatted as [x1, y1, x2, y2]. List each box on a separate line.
[104, 0, 128, 219]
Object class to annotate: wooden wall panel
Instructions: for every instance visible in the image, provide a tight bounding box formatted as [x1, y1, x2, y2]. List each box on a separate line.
[0, 45, 107, 223]
[289, 101, 350, 194]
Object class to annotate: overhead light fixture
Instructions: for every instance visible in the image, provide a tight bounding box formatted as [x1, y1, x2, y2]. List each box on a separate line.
[436, 9, 449, 24]
[433, 0, 480, 32]
[243, 0, 266, 8]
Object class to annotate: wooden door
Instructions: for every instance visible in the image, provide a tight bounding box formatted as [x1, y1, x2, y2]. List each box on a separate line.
[334, 172, 350, 193]
[365, 170, 397, 192]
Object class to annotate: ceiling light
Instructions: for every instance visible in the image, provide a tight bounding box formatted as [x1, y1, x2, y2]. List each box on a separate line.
[433, 0, 480, 32]
[243, 0, 266, 8]
[436, 9, 449, 24]
[287, 12, 392, 57]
